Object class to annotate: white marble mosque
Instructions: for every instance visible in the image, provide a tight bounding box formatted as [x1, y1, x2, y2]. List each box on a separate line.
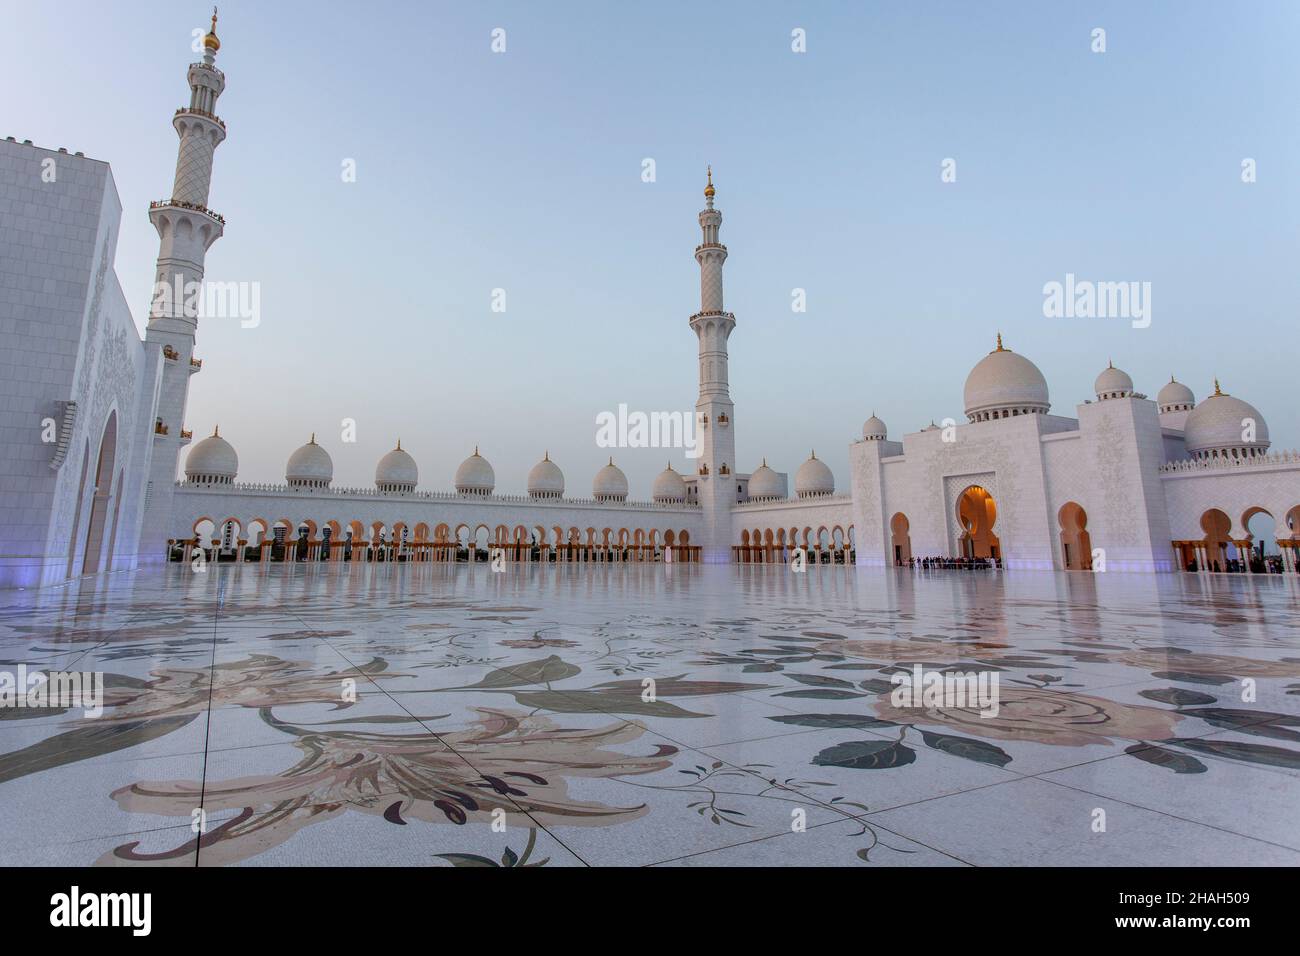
[3, 13, 1300, 590]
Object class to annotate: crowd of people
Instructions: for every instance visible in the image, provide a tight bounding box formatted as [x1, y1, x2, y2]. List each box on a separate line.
[903, 555, 1000, 571]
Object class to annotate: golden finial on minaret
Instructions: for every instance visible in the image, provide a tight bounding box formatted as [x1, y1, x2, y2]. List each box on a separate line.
[204, 7, 221, 52]
[704, 165, 715, 199]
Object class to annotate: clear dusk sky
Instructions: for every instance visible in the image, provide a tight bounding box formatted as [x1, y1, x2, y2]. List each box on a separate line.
[4, 1, 1297, 493]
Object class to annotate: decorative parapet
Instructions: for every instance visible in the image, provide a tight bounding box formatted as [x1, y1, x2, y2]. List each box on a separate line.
[172, 481, 702, 510]
[174, 107, 225, 129]
[732, 494, 854, 512]
[150, 199, 225, 226]
[1159, 450, 1300, 474]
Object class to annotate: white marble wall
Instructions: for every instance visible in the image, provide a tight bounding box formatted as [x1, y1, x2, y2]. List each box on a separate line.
[0, 141, 154, 588]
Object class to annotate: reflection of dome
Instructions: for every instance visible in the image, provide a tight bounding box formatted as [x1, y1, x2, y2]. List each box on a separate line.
[1183, 381, 1270, 460]
[652, 463, 687, 503]
[964, 335, 1050, 422]
[527, 452, 564, 499]
[862, 414, 888, 441]
[286, 435, 333, 488]
[593, 458, 629, 502]
[794, 451, 834, 498]
[748, 460, 784, 501]
[375, 440, 417, 493]
[454, 448, 495, 495]
[1094, 362, 1133, 400]
[1157, 376, 1195, 412]
[185, 426, 237, 484]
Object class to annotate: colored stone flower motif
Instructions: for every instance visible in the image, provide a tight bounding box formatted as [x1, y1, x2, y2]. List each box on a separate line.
[103, 654, 405, 722]
[873, 687, 1182, 748]
[100, 708, 676, 866]
[1117, 649, 1300, 679]
[499, 638, 580, 649]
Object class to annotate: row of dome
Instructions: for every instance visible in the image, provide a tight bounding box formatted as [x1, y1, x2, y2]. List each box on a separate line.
[184, 432, 841, 500]
[856, 338, 1270, 460]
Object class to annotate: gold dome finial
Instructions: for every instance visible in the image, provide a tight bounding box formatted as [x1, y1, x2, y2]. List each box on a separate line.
[396, 438, 402, 451]
[203, 7, 221, 52]
[310, 432, 316, 444]
[704, 165, 715, 199]
[1213, 378, 1224, 396]
[213, 425, 220, 438]
[995, 332, 1005, 352]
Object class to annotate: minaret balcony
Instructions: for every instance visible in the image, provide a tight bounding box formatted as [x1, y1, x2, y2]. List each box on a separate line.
[694, 242, 728, 253]
[150, 199, 226, 226]
[174, 107, 225, 129]
[689, 310, 735, 323]
[189, 62, 225, 82]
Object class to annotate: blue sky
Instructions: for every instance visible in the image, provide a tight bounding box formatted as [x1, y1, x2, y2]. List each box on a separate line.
[6, 1, 1297, 493]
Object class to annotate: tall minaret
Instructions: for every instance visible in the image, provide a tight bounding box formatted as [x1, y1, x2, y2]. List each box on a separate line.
[689, 168, 737, 563]
[141, 9, 228, 557]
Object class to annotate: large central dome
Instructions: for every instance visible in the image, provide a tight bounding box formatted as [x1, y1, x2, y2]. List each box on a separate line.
[963, 335, 1050, 422]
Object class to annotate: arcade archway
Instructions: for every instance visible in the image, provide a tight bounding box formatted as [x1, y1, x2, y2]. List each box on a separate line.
[1058, 502, 1092, 570]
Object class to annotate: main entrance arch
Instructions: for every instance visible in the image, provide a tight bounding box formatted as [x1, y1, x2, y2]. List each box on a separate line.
[890, 512, 912, 565]
[955, 485, 999, 560]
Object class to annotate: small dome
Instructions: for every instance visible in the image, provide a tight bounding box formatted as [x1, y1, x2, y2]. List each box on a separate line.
[652, 463, 687, 503]
[527, 452, 565, 499]
[964, 335, 1050, 421]
[286, 435, 333, 488]
[375, 441, 418, 492]
[794, 451, 834, 499]
[454, 448, 495, 495]
[862, 414, 888, 440]
[1094, 362, 1134, 400]
[185, 426, 237, 483]
[593, 457, 629, 502]
[1182, 381, 1270, 460]
[1157, 376, 1195, 412]
[748, 460, 784, 501]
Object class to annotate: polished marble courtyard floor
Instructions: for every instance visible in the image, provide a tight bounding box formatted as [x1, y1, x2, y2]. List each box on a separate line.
[1, 562, 1298, 867]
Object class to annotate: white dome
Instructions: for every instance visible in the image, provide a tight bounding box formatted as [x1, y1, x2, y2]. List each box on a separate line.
[1182, 382, 1270, 459]
[593, 458, 629, 501]
[862, 414, 888, 440]
[454, 448, 495, 495]
[185, 427, 237, 483]
[375, 441, 418, 492]
[651, 463, 687, 503]
[286, 435, 333, 487]
[527, 452, 564, 498]
[964, 336, 1050, 421]
[1157, 377, 1195, 412]
[747, 460, 784, 500]
[1094, 362, 1133, 400]
[794, 451, 834, 498]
